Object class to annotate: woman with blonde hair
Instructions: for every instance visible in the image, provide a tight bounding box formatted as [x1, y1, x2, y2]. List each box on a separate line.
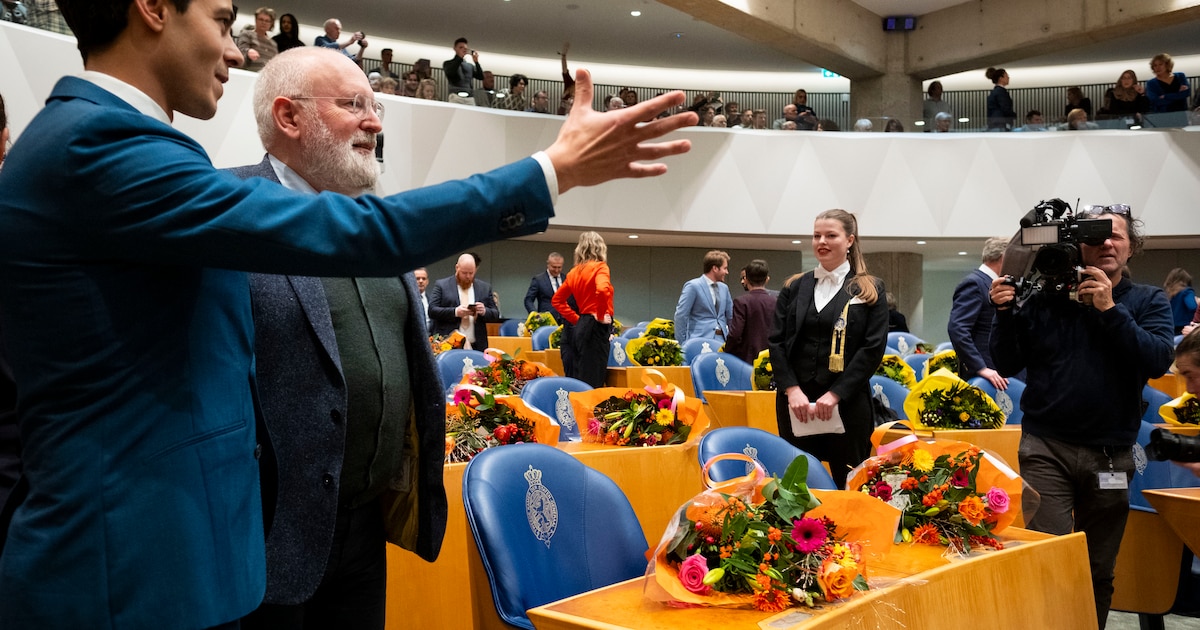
[1147, 53, 1190, 114]
[769, 210, 888, 487]
[552, 232, 614, 386]
[416, 78, 439, 100]
[1165, 267, 1196, 334]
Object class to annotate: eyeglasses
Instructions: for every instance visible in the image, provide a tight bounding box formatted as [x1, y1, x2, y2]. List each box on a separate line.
[1080, 204, 1132, 217]
[289, 94, 385, 120]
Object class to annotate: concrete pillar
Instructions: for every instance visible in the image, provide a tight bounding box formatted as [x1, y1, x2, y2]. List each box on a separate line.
[849, 34, 922, 129]
[863, 251, 923, 330]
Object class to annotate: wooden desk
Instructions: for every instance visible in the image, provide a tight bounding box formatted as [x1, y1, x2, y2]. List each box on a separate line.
[1149, 373, 1187, 399]
[703, 390, 779, 433]
[606, 366, 696, 398]
[385, 442, 704, 630]
[1144, 487, 1200, 557]
[528, 529, 1095, 630]
[488, 336, 533, 357]
[879, 426, 1022, 473]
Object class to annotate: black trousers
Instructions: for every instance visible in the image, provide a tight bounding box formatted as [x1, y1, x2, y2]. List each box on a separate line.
[242, 498, 388, 630]
[572, 315, 610, 387]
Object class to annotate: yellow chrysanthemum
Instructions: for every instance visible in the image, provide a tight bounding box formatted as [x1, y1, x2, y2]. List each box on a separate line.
[911, 449, 935, 472]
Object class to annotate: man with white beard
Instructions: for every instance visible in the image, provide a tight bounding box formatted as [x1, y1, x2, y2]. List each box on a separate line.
[228, 47, 445, 629]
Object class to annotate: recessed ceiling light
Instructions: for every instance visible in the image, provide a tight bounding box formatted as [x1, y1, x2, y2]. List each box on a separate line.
[791, 240, 803, 244]
[630, 10, 641, 16]
[957, 251, 968, 256]
[628, 234, 639, 239]
[916, 240, 926, 245]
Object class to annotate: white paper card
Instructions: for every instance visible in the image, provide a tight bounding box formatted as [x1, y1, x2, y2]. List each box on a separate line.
[789, 403, 846, 437]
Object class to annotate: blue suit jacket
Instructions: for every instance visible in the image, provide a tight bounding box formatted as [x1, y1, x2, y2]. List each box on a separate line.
[232, 158, 448, 605]
[948, 268, 997, 379]
[0, 77, 551, 628]
[524, 270, 565, 321]
[674, 276, 733, 343]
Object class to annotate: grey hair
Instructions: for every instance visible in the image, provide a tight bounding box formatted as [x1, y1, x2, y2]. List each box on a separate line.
[981, 236, 1009, 263]
[253, 48, 333, 149]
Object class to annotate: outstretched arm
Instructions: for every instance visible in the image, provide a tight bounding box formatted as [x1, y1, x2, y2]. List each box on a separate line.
[543, 69, 696, 194]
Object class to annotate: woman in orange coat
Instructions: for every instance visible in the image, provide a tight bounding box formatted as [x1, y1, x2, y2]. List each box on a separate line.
[552, 232, 614, 387]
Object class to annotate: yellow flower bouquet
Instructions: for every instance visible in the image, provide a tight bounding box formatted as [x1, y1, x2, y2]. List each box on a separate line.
[523, 311, 557, 337]
[875, 355, 917, 389]
[903, 368, 1004, 430]
[627, 335, 684, 367]
[547, 325, 563, 349]
[642, 317, 676, 340]
[1160, 393, 1200, 425]
[751, 349, 775, 391]
[923, 349, 959, 379]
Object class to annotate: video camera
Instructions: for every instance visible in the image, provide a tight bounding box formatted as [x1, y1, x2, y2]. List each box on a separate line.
[1145, 428, 1200, 463]
[999, 198, 1112, 304]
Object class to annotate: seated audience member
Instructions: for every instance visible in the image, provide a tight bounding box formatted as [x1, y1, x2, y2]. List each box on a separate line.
[932, 111, 953, 132]
[606, 96, 625, 111]
[751, 109, 769, 130]
[1165, 268, 1197, 335]
[314, 18, 365, 66]
[732, 109, 754, 128]
[1098, 70, 1149, 121]
[698, 104, 716, 126]
[780, 121, 797, 130]
[370, 47, 397, 79]
[24, 0, 69, 33]
[379, 77, 398, 95]
[416, 78, 439, 100]
[621, 88, 639, 107]
[817, 118, 840, 131]
[399, 70, 420, 98]
[792, 89, 818, 129]
[923, 80, 952, 129]
[474, 71, 498, 107]
[412, 58, 432, 80]
[884, 118, 905, 132]
[1171, 331, 1200, 478]
[236, 6, 278, 72]
[529, 90, 551, 114]
[711, 114, 727, 128]
[724, 101, 740, 123]
[272, 12, 303, 52]
[1064, 86, 1093, 120]
[772, 104, 799, 130]
[853, 118, 873, 132]
[1013, 110, 1048, 132]
[1062, 108, 1098, 130]
[1147, 52, 1190, 114]
[887, 292, 909, 332]
[367, 71, 382, 92]
[498, 74, 529, 111]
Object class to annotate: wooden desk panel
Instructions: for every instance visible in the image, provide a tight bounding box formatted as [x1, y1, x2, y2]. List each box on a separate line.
[703, 390, 779, 433]
[1149, 374, 1186, 400]
[879, 426, 1022, 473]
[386, 442, 704, 630]
[606, 366, 696, 398]
[528, 530, 1095, 630]
[1144, 487, 1200, 557]
[487, 336, 533, 357]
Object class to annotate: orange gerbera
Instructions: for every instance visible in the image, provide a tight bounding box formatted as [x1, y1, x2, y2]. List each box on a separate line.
[753, 586, 791, 612]
[912, 523, 940, 545]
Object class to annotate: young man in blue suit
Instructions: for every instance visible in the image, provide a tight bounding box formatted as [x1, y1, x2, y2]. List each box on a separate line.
[674, 250, 734, 343]
[0, 1, 696, 626]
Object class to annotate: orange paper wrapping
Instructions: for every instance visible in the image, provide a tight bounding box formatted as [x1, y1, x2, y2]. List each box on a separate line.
[847, 423, 1024, 534]
[444, 394, 560, 447]
[569, 388, 709, 445]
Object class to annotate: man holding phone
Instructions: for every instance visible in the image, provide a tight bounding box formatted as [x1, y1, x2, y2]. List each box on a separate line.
[428, 254, 498, 349]
[443, 36, 482, 105]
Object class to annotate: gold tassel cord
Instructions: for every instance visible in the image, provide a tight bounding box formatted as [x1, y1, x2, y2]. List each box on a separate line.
[828, 300, 850, 373]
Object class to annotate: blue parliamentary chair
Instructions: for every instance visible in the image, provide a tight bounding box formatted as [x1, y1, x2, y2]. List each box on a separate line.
[1142, 385, 1173, 427]
[869, 375, 909, 420]
[934, 341, 954, 353]
[967, 376, 1025, 425]
[436, 349, 488, 397]
[904, 353, 930, 380]
[463, 444, 649, 629]
[619, 326, 645, 339]
[607, 338, 633, 367]
[689, 351, 753, 404]
[697, 427, 838, 490]
[887, 332, 923, 356]
[499, 319, 521, 336]
[519, 377, 593, 441]
[530, 325, 557, 351]
[682, 337, 721, 365]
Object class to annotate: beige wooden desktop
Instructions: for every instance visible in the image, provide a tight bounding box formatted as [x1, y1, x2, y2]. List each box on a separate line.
[704, 390, 779, 433]
[606, 366, 696, 398]
[1144, 487, 1200, 556]
[524, 348, 565, 377]
[528, 529, 1096, 630]
[384, 441, 704, 630]
[487, 336, 533, 357]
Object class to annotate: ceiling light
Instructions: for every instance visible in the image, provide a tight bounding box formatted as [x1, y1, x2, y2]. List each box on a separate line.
[791, 240, 803, 244]
[957, 251, 968, 256]
[628, 234, 639, 239]
[630, 10, 641, 16]
[916, 240, 926, 245]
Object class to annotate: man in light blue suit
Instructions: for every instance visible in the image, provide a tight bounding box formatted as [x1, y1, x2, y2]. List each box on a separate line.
[0, 1, 696, 626]
[674, 250, 734, 343]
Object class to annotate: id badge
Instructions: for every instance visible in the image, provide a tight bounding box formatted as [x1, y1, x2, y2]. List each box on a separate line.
[1098, 471, 1128, 490]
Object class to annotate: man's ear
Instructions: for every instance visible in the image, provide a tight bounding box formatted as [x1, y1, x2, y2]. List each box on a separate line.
[273, 97, 303, 140]
[130, 0, 170, 33]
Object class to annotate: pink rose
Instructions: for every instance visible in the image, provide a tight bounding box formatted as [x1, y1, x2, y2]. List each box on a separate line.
[985, 487, 1009, 514]
[678, 554, 712, 595]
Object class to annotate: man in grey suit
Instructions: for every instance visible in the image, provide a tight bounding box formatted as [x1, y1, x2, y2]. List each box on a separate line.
[674, 250, 734, 343]
[429, 254, 499, 350]
[232, 48, 445, 629]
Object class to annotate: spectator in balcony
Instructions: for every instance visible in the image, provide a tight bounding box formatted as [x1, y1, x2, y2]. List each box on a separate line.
[558, 41, 575, 110]
[923, 80, 952, 130]
[443, 37, 483, 106]
[367, 71, 382, 93]
[792, 89, 818, 130]
[236, 7, 278, 72]
[1062, 108, 1098, 130]
[621, 88, 639, 107]
[416, 78, 439, 100]
[711, 114, 727, 128]
[400, 70, 420, 98]
[817, 118, 840, 131]
[412, 58, 432, 80]
[24, 0, 69, 33]
[558, 93, 574, 116]
[1013, 110, 1048, 132]
[369, 48, 397, 79]
[1063, 86, 1093, 120]
[606, 95, 625, 111]
[698, 104, 716, 126]
[772, 104, 799, 130]
[315, 18, 365, 67]
[852, 119, 873, 132]
[751, 109, 769, 130]
[985, 67, 1015, 131]
[474, 71, 497, 108]
[1098, 70, 1149, 121]
[497, 74, 529, 111]
[379, 78, 398, 95]
[529, 90, 551, 114]
[1147, 53, 1190, 114]
[724, 101, 740, 123]
[272, 13, 303, 53]
[884, 118, 905, 132]
[732, 109, 754, 128]
[0, 0, 26, 24]
[932, 111, 953, 133]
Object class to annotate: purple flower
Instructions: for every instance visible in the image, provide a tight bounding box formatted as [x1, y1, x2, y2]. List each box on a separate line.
[791, 517, 827, 554]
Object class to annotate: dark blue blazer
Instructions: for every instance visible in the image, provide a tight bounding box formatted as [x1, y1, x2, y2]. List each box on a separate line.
[232, 158, 448, 605]
[0, 77, 551, 627]
[428, 276, 499, 350]
[948, 268, 997, 379]
[524, 270, 564, 321]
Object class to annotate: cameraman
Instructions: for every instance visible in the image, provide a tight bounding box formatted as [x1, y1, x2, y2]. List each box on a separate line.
[988, 206, 1173, 628]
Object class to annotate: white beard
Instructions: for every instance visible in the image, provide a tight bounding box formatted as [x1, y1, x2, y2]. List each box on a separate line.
[299, 116, 379, 196]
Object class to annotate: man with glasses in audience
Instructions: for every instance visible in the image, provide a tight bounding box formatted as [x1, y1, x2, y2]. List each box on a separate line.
[0, 0, 696, 626]
[989, 203, 1173, 629]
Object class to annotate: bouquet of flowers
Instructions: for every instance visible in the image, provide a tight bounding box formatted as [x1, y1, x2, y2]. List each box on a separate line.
[752, 349, 775, 391]
[903, 368, 1004, 430]
[463, 348, 555, 395]
[642, 317, 676, 340]
[648, 454, 900, 612]
[875, 355, 917, 389]
[850, 442, 1020, 554]
[1160, 393, 1200, 425]
[923, 349, 959, 379]
[627, 335, 684, 367]
[571, 370, 709, 447]
[610, 318, 624, 336]
[428, 331, 466, 356]
[523, 311, 557, 337]
[914, 342, 936, 355]
[548, 325, 563, 349]
[445, 387, 541, 463]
